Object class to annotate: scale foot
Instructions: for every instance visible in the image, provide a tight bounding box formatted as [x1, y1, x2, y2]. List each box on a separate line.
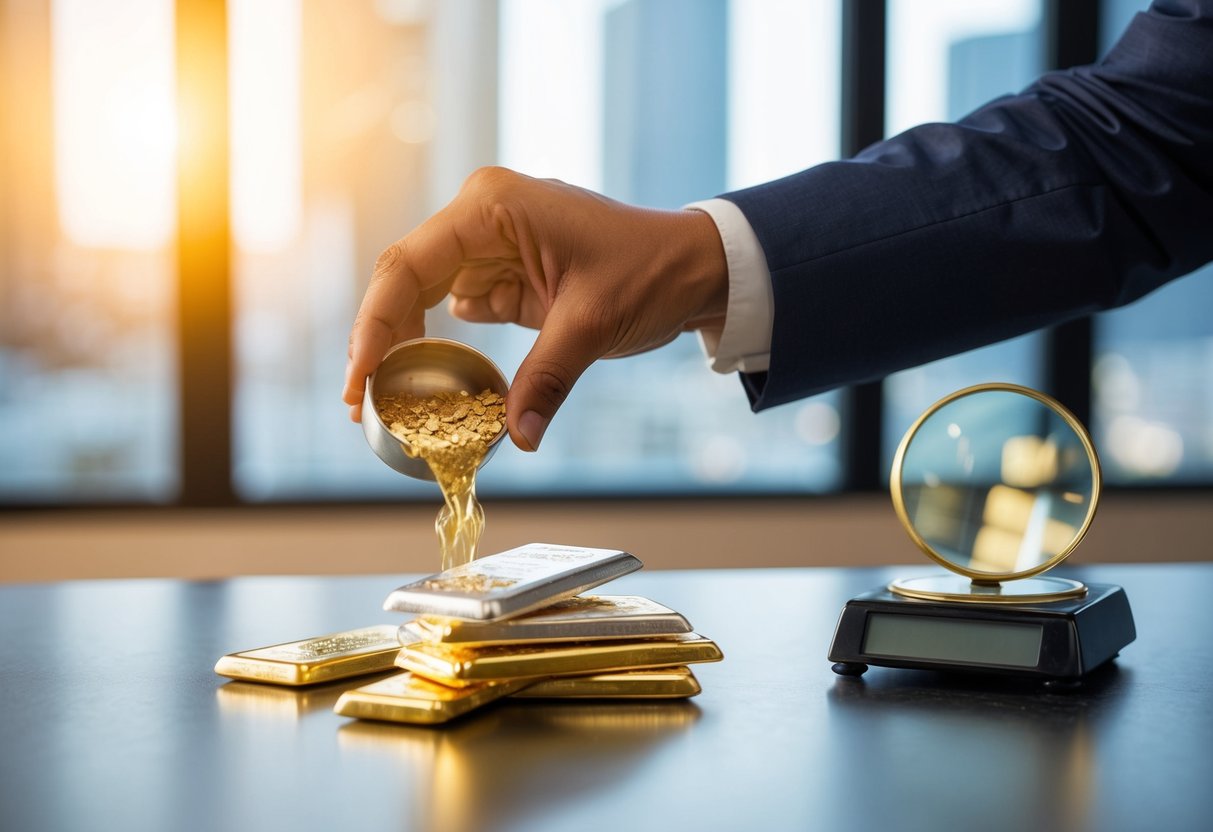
[832, 662, 868, 677]
[1042, 677, 1082, 691]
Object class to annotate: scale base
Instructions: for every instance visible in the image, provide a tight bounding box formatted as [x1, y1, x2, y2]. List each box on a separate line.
[828, 582, 1135, 687]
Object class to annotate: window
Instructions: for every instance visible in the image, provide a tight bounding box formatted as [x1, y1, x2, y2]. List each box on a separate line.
[1091, 0, 1213, 483]
[881, 0, 1046, 465]
[0, 0, 177, 502]
[2, 0, 1209, 507]
[229, 0, 443, 499]
[233, 0, 845, 499]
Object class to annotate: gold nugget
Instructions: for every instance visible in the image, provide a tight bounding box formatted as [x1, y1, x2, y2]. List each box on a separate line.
[375, 389, 506, 571]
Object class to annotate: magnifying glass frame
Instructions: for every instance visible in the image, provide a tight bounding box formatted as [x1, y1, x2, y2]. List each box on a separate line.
[889, 382, 1102, 584]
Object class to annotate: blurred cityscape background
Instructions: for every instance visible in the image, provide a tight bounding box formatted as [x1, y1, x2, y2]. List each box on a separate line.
[1, 0, 1208, 506]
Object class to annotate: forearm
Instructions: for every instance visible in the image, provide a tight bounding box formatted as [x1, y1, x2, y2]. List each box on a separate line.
[724, 0, 1213, 410]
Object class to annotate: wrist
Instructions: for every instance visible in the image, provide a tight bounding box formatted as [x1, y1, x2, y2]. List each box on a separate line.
[670, 208, 729, 330]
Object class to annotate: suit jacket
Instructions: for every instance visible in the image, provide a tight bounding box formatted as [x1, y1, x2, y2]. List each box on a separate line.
[723, 0, 1213, 411]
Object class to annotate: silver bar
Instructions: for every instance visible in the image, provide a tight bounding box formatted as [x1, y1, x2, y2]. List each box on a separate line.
[382, 543, 642, 621]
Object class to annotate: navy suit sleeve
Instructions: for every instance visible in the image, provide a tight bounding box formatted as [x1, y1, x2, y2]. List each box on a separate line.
[722, 0, 1213, 411]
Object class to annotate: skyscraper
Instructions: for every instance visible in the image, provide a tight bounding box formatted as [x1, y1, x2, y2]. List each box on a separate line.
[603, 0, 727, 208]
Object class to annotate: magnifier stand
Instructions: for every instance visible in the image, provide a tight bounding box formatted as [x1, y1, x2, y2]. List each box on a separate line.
[827, 383, 1137, 689]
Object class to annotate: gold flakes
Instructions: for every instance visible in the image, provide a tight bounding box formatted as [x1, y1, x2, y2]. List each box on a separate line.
[374, 389, 507, 571]
[419, 574, 518, 594]
[375, 389, 505, 448]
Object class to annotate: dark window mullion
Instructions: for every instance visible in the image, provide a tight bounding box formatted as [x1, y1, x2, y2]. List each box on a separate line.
[1042, 0, 1100, 427]
[840, 0, 887, 491]
[176, 0, 234, 506]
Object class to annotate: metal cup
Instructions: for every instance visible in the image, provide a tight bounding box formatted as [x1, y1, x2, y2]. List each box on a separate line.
[361, 338, 510, 481]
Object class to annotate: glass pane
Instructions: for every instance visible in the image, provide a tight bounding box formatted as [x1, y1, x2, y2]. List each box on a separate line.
[1092, 271, 1213, 483]
[234, 0, 844, 499]
[0, 0, 177, 502]
[230, 0, 452, 500]
[882, 0, 1045, 471]
[1092, 0, 1213, 484]
[886, 0, 1043, 137]
[1099, 0, 1150, 60]
[496, 0, 844, 495]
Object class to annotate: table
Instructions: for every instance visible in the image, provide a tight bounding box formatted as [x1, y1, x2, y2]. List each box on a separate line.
[2, 564, 1210, 832]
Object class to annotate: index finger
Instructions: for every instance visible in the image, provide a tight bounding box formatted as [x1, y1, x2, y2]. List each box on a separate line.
[342, 208, 471, 413]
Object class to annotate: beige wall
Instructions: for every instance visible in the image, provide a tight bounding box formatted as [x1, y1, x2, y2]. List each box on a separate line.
[1, 492, 1208, 582]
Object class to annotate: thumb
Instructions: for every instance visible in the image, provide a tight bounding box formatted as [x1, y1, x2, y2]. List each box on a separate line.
[507, 302, 605, 452]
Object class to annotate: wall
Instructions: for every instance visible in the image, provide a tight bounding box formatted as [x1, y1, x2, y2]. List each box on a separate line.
[1, 493, 1208, 582]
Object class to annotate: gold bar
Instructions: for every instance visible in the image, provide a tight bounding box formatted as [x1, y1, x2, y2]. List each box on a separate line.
[334, 671, 530, 725]
[402, 595, 692, 646]
[214, 625, 401, 686]
[513, 667, 701, 699]
[396, 633, 723, 687]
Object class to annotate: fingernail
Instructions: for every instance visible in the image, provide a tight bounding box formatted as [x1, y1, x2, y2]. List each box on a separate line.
[518, 410, 549, 451]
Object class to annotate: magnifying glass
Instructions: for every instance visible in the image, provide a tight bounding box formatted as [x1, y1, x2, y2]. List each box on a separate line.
[888, 382, 1098, 603]
[827, 383, 1134, 687]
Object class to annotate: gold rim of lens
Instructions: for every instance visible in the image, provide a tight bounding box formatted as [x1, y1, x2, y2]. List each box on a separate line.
[888, 382, 1102, 583]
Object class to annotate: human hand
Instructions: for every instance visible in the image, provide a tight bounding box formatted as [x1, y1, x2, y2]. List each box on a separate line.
[343, 166, 729, 451]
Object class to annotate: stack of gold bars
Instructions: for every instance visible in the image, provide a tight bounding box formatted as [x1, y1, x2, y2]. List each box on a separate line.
[215, 543, 723, 725]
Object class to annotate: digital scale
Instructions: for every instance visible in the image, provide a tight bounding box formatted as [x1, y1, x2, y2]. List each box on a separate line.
[828, 383, 1136, 688]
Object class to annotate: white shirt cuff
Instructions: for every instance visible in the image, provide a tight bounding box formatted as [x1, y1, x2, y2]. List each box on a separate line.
[685, 198, 774, 374]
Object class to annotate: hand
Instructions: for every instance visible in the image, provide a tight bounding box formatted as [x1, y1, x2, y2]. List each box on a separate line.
[343, 166, 729, 451]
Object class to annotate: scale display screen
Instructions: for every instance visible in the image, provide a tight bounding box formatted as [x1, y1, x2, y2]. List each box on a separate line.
[862, 613, 1044, 668]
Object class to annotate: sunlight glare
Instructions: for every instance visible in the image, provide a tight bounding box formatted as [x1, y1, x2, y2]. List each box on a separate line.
[229, 0, 302, 252]
[52, 0, 176, 250]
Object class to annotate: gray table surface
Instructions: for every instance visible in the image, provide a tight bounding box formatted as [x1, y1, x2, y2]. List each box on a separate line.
[2, 563, 1210, 832]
